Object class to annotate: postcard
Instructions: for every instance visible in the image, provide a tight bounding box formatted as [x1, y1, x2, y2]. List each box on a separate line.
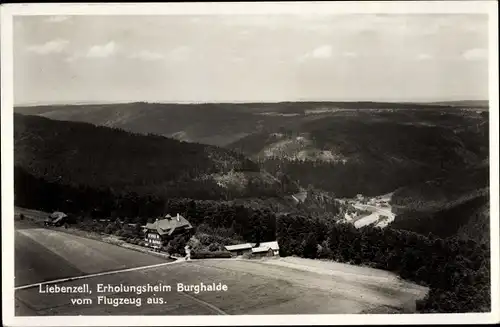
[1, 1, 498, 326]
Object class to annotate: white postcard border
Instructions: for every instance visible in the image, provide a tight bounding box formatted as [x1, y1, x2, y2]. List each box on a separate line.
[1, 1, 499, 326]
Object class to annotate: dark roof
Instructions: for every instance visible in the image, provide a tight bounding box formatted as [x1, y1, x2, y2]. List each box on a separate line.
[145, 214, 193, 236]
[225, 241, 279, 253]
[224, 243, 257, 251]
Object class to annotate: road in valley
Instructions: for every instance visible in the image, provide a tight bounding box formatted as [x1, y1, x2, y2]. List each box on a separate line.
[352, 203, 395, 228]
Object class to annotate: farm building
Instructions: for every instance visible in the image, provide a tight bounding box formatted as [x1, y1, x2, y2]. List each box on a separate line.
[251, 247, 275, 258]
[143, 213, 193, 250]
[252, 241, 280, 257]
[224, 243, 257, 257]
[225, 241, 280, 258]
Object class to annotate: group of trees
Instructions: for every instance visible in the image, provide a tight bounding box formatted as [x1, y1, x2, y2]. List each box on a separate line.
[261, 157, 435, 198]
[390, 164, 490, 244]
[61, 194, 280, 256]
[16, 174, 281, 250]
[276, 214, 490, 313]
[160, 198, 278, 244]
[391, 196, 490, 244]
[391, 164, 489, 213]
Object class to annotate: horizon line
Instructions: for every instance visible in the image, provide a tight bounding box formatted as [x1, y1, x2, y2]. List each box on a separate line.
[14, 98, 490, 107]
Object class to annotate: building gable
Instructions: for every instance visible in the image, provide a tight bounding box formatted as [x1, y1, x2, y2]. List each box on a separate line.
[145, 213, 193, 237]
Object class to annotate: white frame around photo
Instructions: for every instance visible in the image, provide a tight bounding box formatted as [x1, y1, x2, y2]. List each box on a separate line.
[1, 1, 499, 326]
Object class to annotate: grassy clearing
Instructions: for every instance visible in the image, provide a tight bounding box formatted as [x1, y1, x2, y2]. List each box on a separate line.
[15, 228, 167, 287]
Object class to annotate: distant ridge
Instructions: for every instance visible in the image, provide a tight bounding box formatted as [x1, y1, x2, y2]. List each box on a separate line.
[422, 100, 489, 108]
[14, 99, 489, 108]
[14, 100, 489, 148]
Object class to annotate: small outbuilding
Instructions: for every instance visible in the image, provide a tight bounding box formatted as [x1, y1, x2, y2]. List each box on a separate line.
[251, 241, 280, 257]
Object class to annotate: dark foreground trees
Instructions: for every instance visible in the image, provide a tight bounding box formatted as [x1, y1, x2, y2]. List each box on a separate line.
[276, 214, 490, 313]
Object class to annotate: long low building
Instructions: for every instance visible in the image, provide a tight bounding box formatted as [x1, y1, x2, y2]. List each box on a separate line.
[224, 243, 256, 256]
[224, 241, 279, 258]
[251, 241, 280, 257]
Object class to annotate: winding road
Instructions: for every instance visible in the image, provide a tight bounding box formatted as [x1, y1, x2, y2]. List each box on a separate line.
[352, 203, 395, 228]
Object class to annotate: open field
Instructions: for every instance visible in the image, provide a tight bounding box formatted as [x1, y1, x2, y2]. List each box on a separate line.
[14, 224, 428, 315]
[15, 226, 168, 287]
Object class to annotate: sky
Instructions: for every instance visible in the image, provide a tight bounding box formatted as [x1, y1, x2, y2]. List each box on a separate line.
[13, 14, 489, 105]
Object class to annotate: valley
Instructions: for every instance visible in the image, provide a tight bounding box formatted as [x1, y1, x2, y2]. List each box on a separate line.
[12, 100, 491, 314]
[14, 101, 490, 241]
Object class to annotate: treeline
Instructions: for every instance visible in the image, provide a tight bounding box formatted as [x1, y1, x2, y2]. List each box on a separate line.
[391, 164, 489, 212]
[159, 198, 278, 244]
[261, 157, 437, 198]
[391, 196, 490, 245]
[390, 164, 490, 244]
[15, 165, 278, 242]
[101, 200, 278, 255]
[15, 165, 331, 240]
[276, 214, 490, 313]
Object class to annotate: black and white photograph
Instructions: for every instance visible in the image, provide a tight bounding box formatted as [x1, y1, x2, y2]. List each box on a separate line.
[1, 2, 499, 326]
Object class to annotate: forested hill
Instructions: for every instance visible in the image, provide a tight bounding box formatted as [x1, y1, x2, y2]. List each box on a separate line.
[390, 164, 490, 244]
[14, 114, 295, 210]
[230, 110, 488, 198]
[14, 101, 477, 147]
